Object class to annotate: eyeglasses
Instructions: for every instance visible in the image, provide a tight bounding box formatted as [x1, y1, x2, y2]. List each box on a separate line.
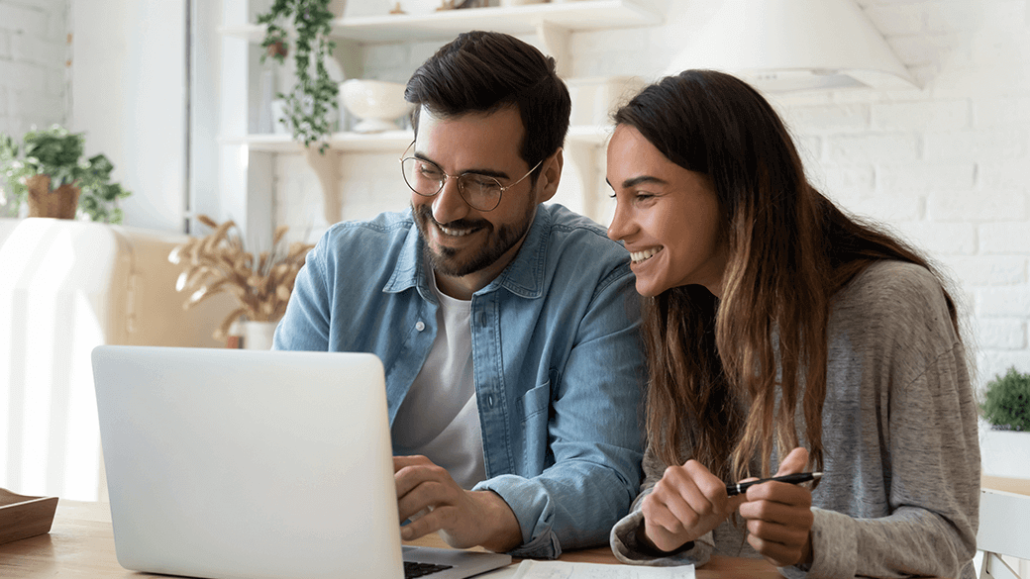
[399, 142, 542, 212]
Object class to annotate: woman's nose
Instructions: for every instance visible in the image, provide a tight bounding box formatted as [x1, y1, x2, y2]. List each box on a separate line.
[607, 203, 629, 241]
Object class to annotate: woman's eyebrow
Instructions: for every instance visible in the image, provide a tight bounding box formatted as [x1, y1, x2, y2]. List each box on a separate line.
[620, 175, 667, 189]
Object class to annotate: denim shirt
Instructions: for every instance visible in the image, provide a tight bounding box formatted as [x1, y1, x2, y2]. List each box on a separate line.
[274, 203, 645, 558]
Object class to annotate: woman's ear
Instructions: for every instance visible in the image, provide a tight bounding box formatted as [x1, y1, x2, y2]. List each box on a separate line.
[535, 148, 563, 204]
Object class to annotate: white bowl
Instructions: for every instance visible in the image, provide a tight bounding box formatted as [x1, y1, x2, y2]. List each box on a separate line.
[340, 79, 412, 133]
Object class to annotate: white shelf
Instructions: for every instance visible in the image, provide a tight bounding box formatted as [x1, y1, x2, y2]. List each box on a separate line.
[219, 0, 661, 43]
[224, 131, 413, 153]
[223, 124, 610, 154]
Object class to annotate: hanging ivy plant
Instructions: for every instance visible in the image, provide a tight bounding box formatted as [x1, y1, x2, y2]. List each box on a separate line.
[257, 0, 338, 154]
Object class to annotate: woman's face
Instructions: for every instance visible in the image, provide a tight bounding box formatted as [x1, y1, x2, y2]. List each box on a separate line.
[606, 124, 728, 298]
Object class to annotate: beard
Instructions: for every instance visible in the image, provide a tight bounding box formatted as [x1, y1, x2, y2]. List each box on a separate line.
[412, 201, 537, 278]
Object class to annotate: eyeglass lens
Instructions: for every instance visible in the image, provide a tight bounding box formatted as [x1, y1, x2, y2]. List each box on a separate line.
[401, 157, 503, 211]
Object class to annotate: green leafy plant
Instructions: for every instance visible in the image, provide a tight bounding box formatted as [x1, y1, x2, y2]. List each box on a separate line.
[258, 0, 338, 153]
[0, 125, 131, 223]
[982, 367, 1030, 432]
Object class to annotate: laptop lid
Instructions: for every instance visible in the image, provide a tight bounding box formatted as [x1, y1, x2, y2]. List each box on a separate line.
[93, 346, 404, 579]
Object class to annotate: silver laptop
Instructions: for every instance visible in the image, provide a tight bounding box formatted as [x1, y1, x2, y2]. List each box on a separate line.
[92, 345, 512, 579]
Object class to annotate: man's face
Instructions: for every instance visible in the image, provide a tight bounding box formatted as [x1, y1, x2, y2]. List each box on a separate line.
[410, 106, 541, 286]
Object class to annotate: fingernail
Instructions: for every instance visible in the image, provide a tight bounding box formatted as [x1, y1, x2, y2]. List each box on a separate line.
[401, 527, 412, 540]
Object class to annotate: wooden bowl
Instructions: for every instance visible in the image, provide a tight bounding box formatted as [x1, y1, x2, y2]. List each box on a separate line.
[0, 488, 59, 546]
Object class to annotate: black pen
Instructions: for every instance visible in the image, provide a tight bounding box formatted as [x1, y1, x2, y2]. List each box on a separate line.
[726, 472, 823, 496]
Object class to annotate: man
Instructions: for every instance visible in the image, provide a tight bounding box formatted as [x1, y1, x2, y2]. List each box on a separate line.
[274, 31, 643, 559]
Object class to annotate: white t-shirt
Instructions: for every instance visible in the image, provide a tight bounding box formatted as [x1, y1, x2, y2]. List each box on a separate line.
[390, 270, 486, 490]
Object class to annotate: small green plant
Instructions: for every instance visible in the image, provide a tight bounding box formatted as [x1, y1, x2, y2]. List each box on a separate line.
[258, 0, 338, 153]
[0, 125, 131, 223]
[982, 367, 1030, 432]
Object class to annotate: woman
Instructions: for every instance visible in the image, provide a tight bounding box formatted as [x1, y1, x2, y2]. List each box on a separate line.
[606, 70, 980, 578]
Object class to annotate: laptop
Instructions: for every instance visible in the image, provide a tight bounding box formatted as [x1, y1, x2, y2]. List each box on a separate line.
[92, 345, 512, 579]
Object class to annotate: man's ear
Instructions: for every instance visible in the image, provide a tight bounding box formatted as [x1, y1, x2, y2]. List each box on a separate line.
[536, 148, 563, 204]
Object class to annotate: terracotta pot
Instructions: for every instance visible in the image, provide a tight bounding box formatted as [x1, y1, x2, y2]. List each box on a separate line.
[25, 174, 80, 220]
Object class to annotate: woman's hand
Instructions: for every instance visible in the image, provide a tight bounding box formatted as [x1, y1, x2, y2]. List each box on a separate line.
[737, 447, 815, 567]
[640, 459, 746, 553]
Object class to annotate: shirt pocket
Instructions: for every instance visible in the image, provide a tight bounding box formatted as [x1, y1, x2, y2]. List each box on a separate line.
[520, 381, 551, 470]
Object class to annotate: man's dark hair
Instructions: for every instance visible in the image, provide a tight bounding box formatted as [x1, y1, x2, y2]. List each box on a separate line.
[405, 31, 571, 179]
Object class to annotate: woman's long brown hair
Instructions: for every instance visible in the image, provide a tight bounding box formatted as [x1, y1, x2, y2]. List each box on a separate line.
[615, 70, 959, 481]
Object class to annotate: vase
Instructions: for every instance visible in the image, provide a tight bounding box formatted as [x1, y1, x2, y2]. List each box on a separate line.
[25, 175, 80, 220]
[242, 320, 279, 350]
[980, 423, 1030, 479]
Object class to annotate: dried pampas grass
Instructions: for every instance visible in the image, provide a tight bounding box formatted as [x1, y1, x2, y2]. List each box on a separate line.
[168, 214, 315, 339]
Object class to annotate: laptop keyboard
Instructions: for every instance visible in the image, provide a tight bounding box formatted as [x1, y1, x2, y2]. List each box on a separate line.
[404, 561, 454, 578]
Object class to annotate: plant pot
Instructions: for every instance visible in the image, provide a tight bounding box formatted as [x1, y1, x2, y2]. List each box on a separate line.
[242, 320, 280, 350]
[25, 174, 80, 220]
[980, 423, 1030, 479]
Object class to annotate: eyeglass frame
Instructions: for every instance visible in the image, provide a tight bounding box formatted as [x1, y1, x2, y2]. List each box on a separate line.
[399, 141, 543, 212]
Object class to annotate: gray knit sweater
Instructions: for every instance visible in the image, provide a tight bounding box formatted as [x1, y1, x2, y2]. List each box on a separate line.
[610, 261, 980, 578]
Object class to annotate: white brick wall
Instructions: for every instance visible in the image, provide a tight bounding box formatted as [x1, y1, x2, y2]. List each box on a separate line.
[0, 0, 68, 135]
[771, 0, 1030, 387]
[0, 0, 68, 216]
[274, 0, 1030, 389]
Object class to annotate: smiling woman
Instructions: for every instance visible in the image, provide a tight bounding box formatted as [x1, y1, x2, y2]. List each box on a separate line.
[606, 126, 726, 299]
[606, 70, 980, 579]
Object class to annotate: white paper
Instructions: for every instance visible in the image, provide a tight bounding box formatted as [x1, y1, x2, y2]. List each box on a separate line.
[510, 560, 695, 579]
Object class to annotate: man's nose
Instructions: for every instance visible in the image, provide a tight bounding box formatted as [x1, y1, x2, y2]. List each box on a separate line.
[431, 177, 471, 224]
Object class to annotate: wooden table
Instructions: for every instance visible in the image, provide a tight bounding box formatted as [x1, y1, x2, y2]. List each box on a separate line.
[0, 500, 781, 578]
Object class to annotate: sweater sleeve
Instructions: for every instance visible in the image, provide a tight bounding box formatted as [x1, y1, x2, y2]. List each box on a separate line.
[784, 344, 980, 579]
[609, 441, 715, 566]
[782, 263, 980, 579]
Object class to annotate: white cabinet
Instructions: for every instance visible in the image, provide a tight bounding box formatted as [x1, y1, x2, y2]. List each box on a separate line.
[217, 0, 662, 241]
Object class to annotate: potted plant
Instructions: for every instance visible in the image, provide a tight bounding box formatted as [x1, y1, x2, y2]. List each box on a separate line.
[980, 367, 1030, 479]
[258, 0, 340, 153]
[168, 214, 315, 348]
[0, 125, 131, 223]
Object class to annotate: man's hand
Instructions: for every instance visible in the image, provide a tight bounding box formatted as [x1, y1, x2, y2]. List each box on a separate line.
[737, 447, 815, 567]
[394, 455, 522, 553]
[640, 459, 746, 553]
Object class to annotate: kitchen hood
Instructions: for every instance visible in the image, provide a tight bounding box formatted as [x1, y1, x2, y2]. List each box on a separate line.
[666, 0, 918, 92]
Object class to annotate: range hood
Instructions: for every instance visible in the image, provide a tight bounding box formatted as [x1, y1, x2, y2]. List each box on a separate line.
[666, 0, 918, 92]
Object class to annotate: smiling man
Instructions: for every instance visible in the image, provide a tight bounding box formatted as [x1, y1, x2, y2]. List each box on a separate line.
[274, 31, 644, 558]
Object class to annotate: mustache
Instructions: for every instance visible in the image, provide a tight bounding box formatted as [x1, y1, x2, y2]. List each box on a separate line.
[413, 204, 490, 231]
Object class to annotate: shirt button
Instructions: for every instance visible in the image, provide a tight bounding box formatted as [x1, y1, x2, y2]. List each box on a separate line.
[487, 394, 495, 408]
[415, 321, 425, 331]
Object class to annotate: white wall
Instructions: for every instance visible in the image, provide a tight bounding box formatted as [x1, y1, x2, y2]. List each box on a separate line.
[0, 0, 69, 217]
[0, 0, 188, 232]
[70, 0, 187, 233]
[271, 0, 1030, 389]
[0, 0, 68, 135]
[771, 0, 1030, 389]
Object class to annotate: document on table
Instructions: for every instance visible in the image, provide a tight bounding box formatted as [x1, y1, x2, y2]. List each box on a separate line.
[511, 560, 694, 579]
